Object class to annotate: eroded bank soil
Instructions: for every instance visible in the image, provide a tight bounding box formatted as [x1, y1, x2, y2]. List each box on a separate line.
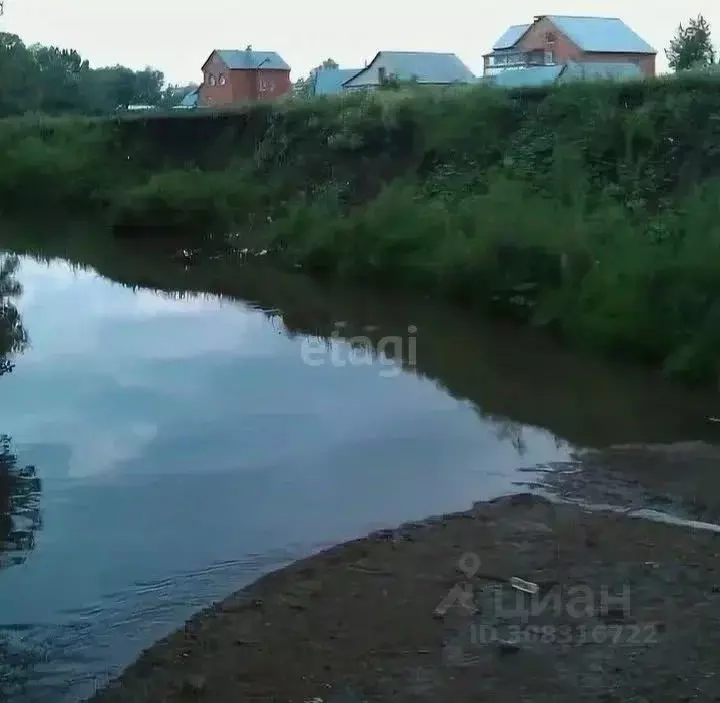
[90, 486, 720, 702]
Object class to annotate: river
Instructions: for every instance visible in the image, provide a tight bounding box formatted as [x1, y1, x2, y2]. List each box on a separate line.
[0, 251, 718, 702]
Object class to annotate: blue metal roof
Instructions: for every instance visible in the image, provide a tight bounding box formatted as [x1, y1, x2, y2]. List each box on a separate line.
[215, 50, 290, 71]
[546, 16, 656, 54]
[558, 60, 643, 82]
[492, 24, 531, 50]
[313, 68, 361, 95]
[177, 87, 199, 107]
[489, 65, 564, 88]
[346, 51, 475, 86]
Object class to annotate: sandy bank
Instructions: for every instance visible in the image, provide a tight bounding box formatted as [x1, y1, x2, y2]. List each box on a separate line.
[89, 489, 720, 702]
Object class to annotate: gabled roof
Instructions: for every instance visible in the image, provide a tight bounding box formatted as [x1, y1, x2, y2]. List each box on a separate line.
[313, 67, 361, 95]
[490, 16, 655, 55]
[493, 24, 532, 50]
[209, 50, 290, 71]
[344, 51, 475, 86]
[546, 16, 655, 54]
[177, 87, 199, 107]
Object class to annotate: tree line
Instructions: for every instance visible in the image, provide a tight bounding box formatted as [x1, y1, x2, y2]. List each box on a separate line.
[0, 31, 196, 117]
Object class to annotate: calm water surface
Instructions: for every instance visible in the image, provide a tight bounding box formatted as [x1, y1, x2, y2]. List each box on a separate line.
[0, 254, 718, 702]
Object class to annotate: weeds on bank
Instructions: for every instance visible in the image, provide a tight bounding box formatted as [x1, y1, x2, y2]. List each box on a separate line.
[260, 172, 720, 382]
[4, 77, 720, 381]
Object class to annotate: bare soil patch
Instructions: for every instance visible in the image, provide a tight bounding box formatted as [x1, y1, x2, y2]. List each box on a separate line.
[89, 491, 720, 702]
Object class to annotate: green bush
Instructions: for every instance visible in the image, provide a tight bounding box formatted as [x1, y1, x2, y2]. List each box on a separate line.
[111, 169, 236, 236]
[0, 116, 114, 209]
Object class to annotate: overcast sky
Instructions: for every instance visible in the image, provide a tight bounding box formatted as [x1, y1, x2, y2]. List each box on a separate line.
[3, 0, 717, 85]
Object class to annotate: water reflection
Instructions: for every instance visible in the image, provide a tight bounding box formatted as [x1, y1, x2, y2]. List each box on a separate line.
[1, 254, 42, 703]
[0, 254, 41, 569]
[35, 240, 716, 449]
[0, 255, 28, 377]
[0, 255, 573, 703]
[0, 437, 41, 569]
[0, 243, 718, 703]
[134, 262, 712, 450]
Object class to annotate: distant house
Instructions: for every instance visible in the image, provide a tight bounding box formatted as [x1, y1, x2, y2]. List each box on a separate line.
[485, 60, 643, 88]
[341, 51, 475, 90]
[199, 49, 291, 107]
[310, 67, 362, 96]
[173, 87, 199, 109]
[484, 16, 656, 78]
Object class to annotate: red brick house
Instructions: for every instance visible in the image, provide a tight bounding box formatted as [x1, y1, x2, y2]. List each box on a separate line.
[484, 15, 656, 78]
[199, 49, 291, 107]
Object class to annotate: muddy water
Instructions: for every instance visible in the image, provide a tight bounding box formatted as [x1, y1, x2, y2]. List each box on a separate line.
[0, 252, 718, 702]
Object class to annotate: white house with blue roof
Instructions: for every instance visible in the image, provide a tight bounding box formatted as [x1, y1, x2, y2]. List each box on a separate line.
[340, 51, 475, 90]
[483, 15, 656, 78]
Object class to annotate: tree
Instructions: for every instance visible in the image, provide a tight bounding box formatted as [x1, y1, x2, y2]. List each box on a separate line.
[666, 14, 716, 71]
[132, 67, 165, 104]
[293, 75, 312, 98]
[0, 32, 169, 116]
[28, 44, 89, 113]
[0, 32, 42, 115]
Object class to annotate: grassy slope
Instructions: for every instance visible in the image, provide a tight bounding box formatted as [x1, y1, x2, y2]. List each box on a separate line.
[3, 76, 720, 381]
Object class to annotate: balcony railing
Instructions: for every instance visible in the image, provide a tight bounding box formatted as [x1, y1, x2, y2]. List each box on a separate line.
[483, 50, 556, 75]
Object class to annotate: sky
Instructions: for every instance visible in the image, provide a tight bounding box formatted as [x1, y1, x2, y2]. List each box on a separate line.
[2, 0, 717, 85]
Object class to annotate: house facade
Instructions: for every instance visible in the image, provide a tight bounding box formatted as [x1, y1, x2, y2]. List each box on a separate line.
[342, 51, 475, 89]
[484, 16, 656, 78]
[484, 60, 643, 89]
[199, 49, 291, 107]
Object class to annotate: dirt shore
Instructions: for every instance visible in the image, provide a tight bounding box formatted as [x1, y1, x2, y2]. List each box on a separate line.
[89, 488, 720, 702]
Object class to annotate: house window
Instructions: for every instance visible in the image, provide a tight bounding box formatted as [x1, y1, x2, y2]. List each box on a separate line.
[218, 74, 226, 85]
[545, 50, 555, 64]
[378, 66, 387, 83]
[545, 31, 557, 44]
[208, 74, 216, 86]
[527, 50, 544, 65]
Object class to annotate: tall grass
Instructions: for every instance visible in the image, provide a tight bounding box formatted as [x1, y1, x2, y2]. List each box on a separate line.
[3, 76, 720, 381]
